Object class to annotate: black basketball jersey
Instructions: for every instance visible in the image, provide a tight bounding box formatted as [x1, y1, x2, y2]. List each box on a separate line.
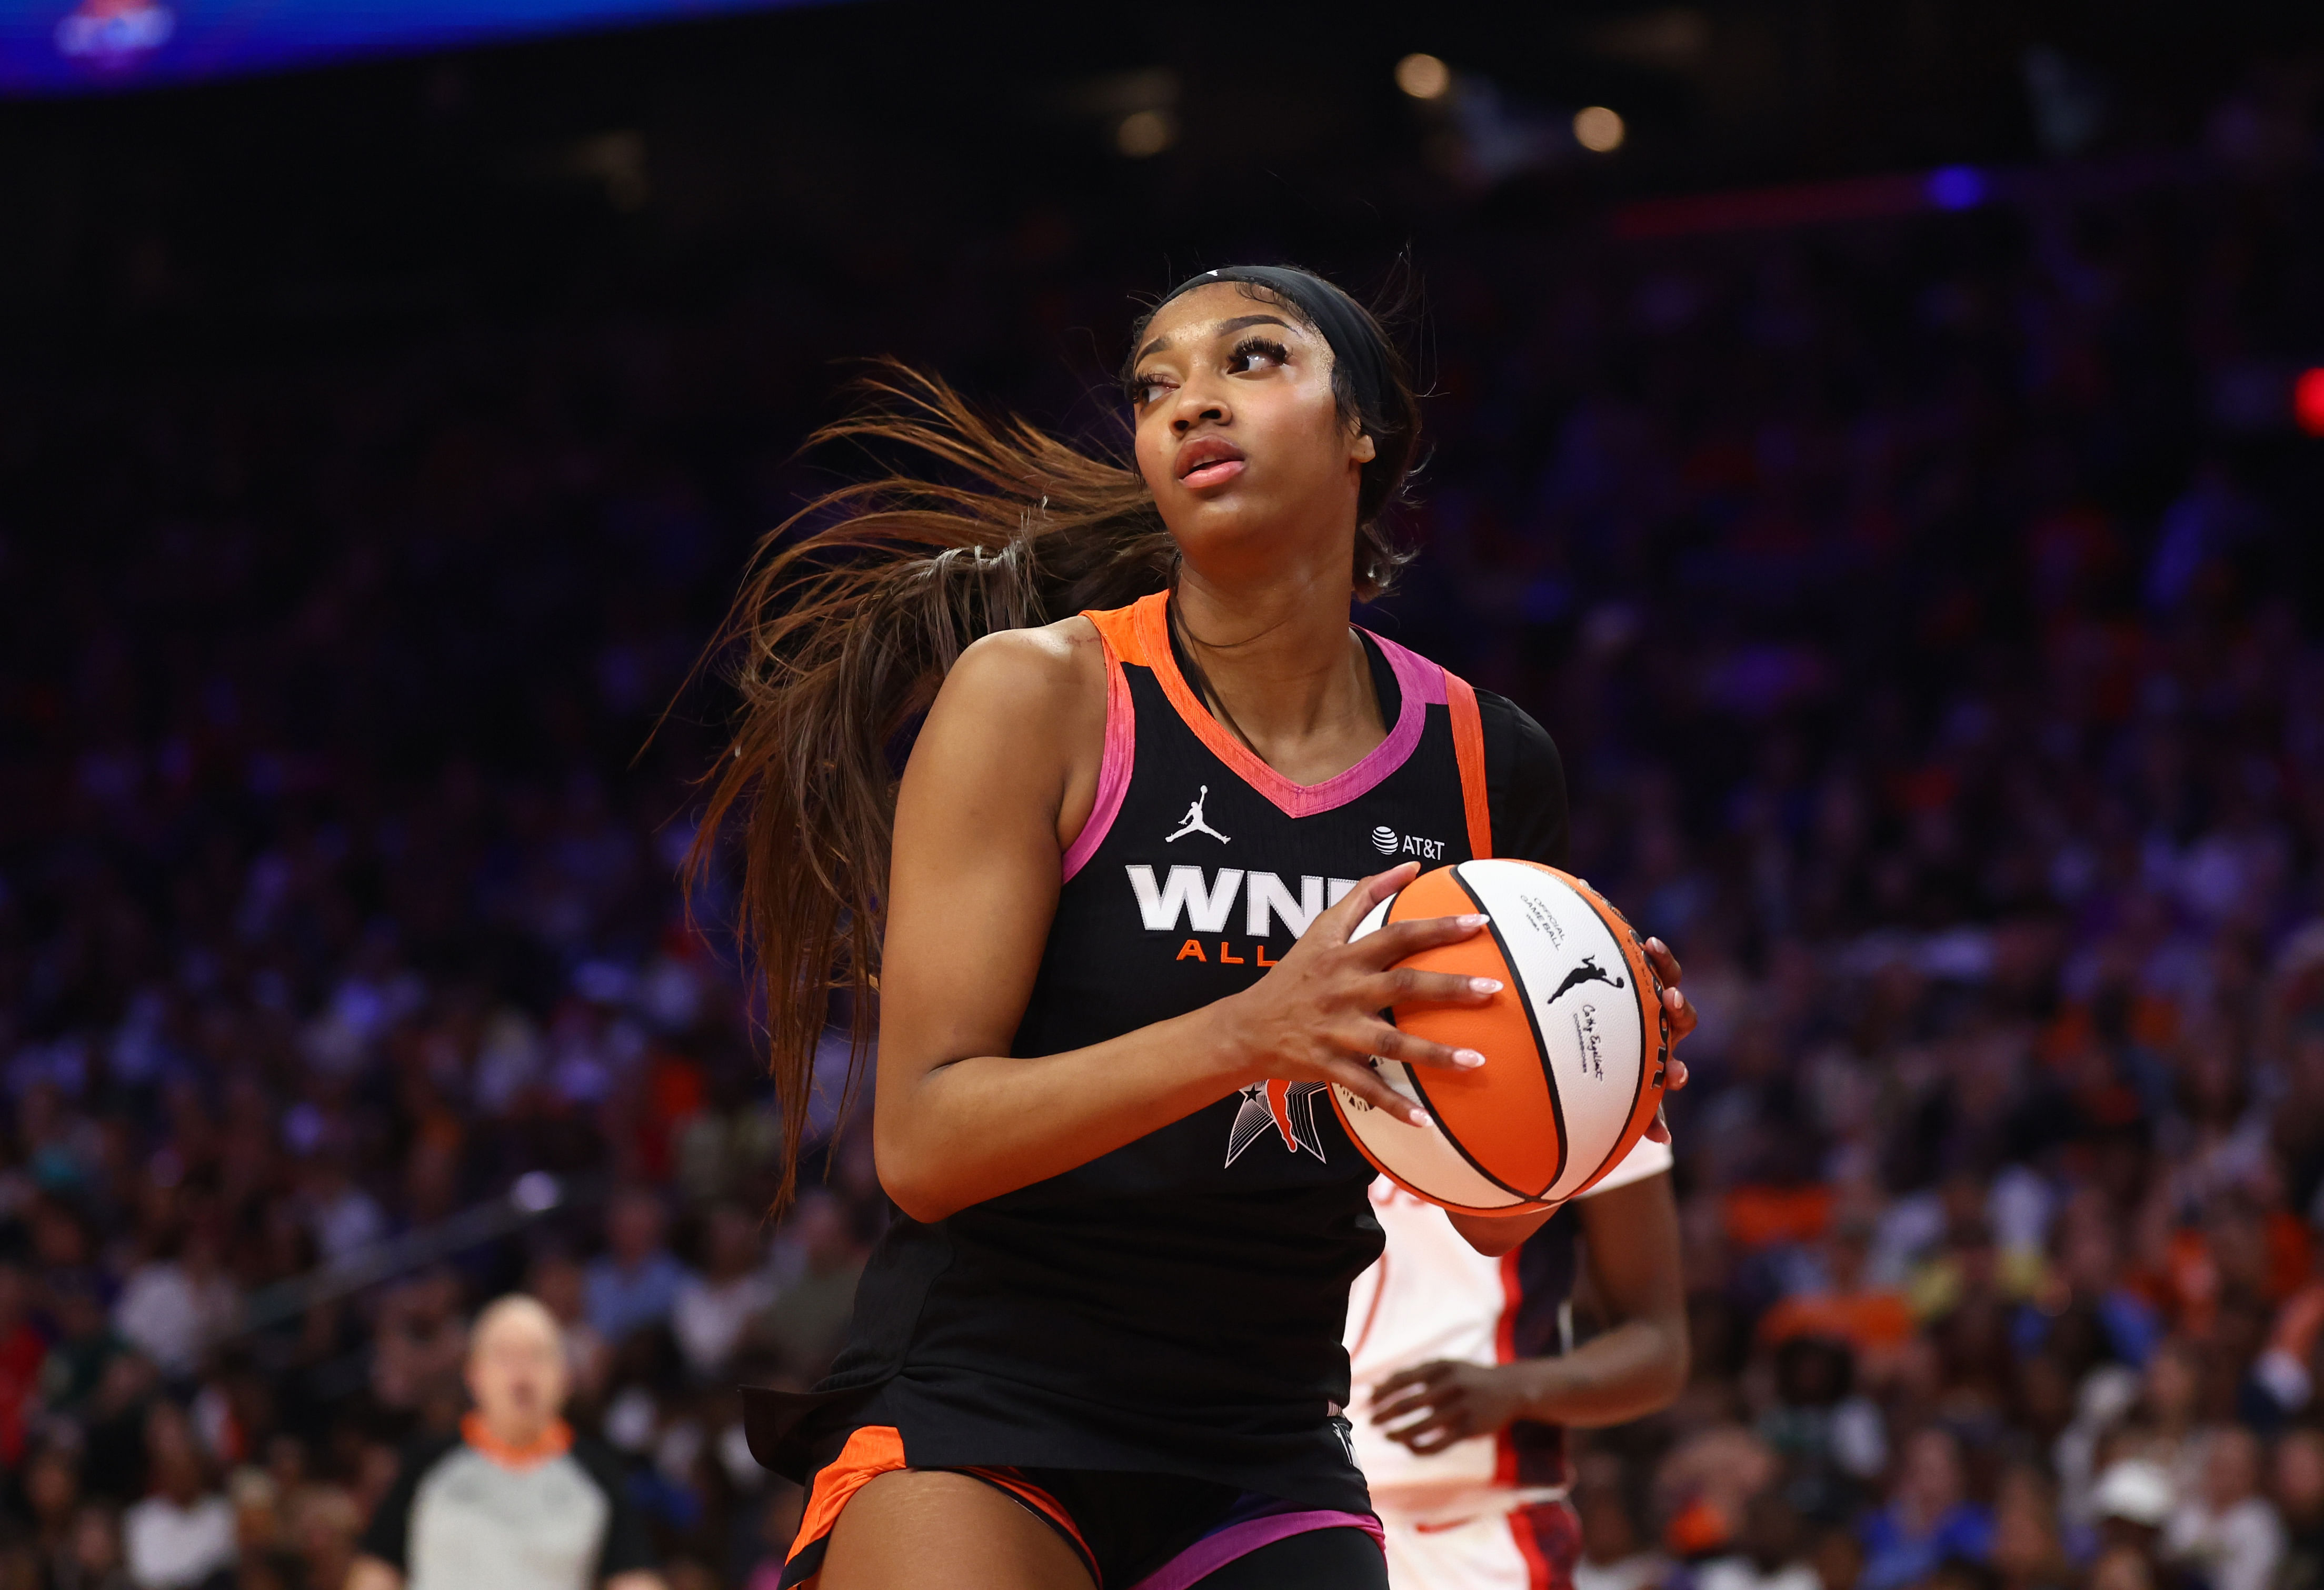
[745, 591, 1569, 1514]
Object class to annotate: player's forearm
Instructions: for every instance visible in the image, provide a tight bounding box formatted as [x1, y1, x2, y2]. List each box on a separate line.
[1508, 1313, 1688, 1427]
[874, 1005, 1249, 1222]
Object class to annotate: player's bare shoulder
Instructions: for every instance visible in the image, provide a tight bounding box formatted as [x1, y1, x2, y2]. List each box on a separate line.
[921, 615, 1108, 768]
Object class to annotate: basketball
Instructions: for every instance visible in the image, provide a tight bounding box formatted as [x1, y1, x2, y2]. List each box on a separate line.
[1330, 859, 1670, 1215]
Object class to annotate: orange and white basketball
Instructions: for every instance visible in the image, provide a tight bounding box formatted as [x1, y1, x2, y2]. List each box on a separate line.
[1330, 859, 1670, 1215]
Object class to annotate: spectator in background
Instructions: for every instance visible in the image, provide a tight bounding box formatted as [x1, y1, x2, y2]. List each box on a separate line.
[22, 1444, 85, 1579]
[371, 1269, 470, 1415]
[1695, 1489, 1818, 1590]
[42, 1275, 130, 1421]
[1657, 1425, 1781, 1566]
[584, 1191, 686, 1350]
[0, 1264, 45, 1465]
[301, 1149, 387, 1269]
[1806, 1528, 1862, 1590]
[1758, 1218, 1913, 1379]
[2278, 1426, 2324, 1590]
[2124, 1341, 2208, 1497]
[291, 1488, 363, 1590]
[2088, 1460, 2175, 1586]
[2161, 1426, 2283, 1590]
[1857, 1427, 1993, 1590]
[750, 1191, 864, 1378]
[121, 1403, 234, 1590]
[2030, 1194, 2163, 1372]
[2089, 1546, 2157, 1590]
[527, 1253, 612, 1406]
[59, 1503, 136, 1590]
[1756, 1336, 1887, 1518]
[350, 1296, 662, 1590]
[1572, 1453, 1668, 1590]
[1989, 1466, 2074, 1590]
[670, 1204, 773, 1384]
[112, 1225, 238, 1385]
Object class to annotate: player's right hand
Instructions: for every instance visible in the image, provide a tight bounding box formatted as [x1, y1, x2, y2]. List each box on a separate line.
[1208, 862, 1497, 1127]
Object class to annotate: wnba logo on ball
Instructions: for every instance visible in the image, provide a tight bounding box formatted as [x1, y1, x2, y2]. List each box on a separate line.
[1370, 826, 1399, 853]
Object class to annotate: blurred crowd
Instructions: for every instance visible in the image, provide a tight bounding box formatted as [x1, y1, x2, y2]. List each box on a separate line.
[4, 53, 2323, 1590]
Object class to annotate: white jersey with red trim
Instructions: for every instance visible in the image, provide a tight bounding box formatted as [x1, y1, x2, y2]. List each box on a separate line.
[1343, 1135, 1673, 1521]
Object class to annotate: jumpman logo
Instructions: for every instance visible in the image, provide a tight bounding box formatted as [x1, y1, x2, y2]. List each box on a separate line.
[1547, 955, 1627, 1004]
[1166, 785, 1230, 844]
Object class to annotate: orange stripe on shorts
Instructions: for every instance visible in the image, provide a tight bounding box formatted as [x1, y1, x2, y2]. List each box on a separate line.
[789, 1425, 908, 1567]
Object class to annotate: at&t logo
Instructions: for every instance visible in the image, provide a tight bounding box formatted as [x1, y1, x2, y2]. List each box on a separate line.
[1371, 827, 1445, 860]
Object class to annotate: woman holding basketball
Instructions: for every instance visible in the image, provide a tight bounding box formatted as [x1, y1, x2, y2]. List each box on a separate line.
[702, 266, 1695, 1590]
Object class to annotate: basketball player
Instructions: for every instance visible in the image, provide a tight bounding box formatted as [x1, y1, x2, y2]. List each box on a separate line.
[1343, 757, 1686, 1590]
[696, 266, 1695, 1589]
[1348, 1140, 1682, 1590]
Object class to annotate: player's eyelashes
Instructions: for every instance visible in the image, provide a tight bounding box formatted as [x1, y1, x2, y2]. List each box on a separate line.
[1226, 335, 1290, 373]
[1125, 335, 1293, 406]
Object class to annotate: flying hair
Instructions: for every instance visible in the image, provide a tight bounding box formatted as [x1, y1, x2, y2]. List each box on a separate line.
[686, 265, 1423, 1210]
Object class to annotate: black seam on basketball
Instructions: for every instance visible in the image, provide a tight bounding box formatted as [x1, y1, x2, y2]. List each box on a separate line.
[1367, 876, 1545, 1208]
[1378, 1154, 1535, 1215]
[1380, 1002, 1539, 1206]
[1442, 863, 1568, 1201]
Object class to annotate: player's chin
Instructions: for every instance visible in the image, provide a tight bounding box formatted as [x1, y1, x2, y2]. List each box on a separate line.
[1160, 495, 1280, 555]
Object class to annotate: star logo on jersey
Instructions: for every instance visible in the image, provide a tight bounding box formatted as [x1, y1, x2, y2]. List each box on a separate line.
[1224, 1079, 1329, 1166]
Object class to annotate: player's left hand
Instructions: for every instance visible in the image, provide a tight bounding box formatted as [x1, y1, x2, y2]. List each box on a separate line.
[1369, 1359, 1538, 1454]
[1642, 937, 1693, 1144]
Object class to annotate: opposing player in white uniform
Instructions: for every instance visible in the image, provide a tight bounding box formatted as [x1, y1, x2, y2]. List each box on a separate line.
[1346, 1138, 1685, 1590]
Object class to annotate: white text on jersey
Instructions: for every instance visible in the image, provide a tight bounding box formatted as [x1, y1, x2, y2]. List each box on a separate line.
[1124, 866, 1360, 937]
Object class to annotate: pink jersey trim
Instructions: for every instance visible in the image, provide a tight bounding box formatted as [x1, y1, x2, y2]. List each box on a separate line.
[1126, 1508, 1384, 1590]
[1059, 633, 1135, 883]
[1364, 629, 1450, 707]
[1250, 631, 1434, 815]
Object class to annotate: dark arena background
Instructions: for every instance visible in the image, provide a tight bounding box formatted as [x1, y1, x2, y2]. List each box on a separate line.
[7, 1, 2324, 1585]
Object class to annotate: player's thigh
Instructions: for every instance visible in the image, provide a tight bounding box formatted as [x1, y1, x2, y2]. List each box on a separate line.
[1192, 1526, 1390, 1588]
[820, 1468, 1093, 1590]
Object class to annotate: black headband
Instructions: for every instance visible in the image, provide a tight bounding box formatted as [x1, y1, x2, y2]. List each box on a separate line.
[1155, 265, 1392, 427]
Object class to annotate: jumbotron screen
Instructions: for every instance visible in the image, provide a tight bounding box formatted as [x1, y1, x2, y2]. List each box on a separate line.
[0, 0, 819, 95]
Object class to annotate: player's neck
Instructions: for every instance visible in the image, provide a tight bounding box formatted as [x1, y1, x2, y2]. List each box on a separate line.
[1170, 571, 1385, 782]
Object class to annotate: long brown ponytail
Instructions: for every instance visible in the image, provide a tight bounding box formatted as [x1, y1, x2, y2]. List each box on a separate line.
[692, 267, 1420, 1209]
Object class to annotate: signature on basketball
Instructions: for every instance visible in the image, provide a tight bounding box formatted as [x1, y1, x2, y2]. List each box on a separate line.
[1571, 1003, 1604, 1080]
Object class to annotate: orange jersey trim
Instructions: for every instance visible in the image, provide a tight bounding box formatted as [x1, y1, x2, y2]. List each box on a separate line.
[1125, 592, 1289, 792]
[460, 1413, 573, 1471]
[1443, 669, 1493, 860]
[1083, 590, 1475, 829]
[1081, 593, 1161, 667]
